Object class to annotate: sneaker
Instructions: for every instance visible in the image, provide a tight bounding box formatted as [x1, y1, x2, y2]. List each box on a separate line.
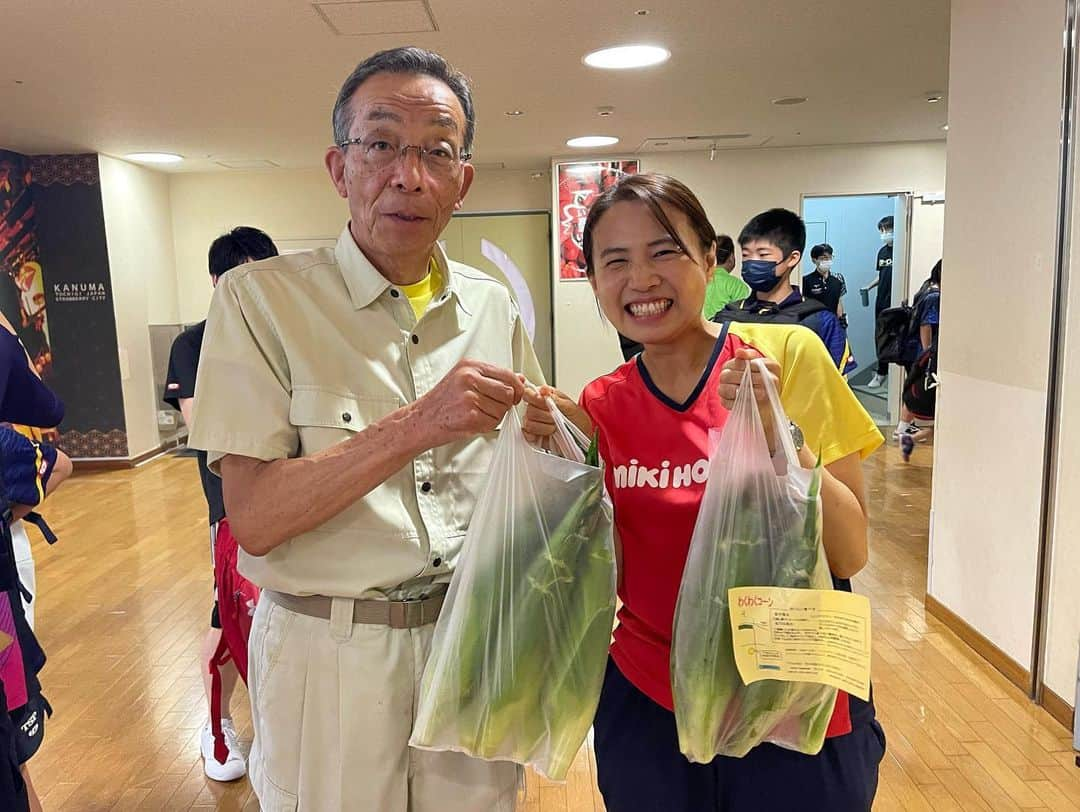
[201, 719, 246, 782]
[892, 422, 920, 440]
[868, 373, 887, 389]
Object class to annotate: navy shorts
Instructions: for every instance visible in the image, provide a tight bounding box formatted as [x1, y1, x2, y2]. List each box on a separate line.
[594, 659, 886, 812]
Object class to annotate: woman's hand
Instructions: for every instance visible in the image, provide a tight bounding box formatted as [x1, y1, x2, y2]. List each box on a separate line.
[520, 381, 593, 446]
[718, 348, 783, 452]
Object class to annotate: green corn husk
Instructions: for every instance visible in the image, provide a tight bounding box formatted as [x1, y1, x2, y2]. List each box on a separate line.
[412, 418, 616, 781]
[672, 380, 838, 762]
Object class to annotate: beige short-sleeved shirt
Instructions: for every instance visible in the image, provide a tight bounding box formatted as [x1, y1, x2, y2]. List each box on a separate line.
[189, 226, 545, 599]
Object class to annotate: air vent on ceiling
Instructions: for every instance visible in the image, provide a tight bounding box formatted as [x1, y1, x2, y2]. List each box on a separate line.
[214, 159, 281, 170]
[313, 1, 438, 35]
[636, 134, 771, 153]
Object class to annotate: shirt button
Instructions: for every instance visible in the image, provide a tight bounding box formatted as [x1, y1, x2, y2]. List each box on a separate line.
[390, 289, 400, 298]
[421, 481, 432, 493]
[432, 557, 442, 567]
[342, 412, 352, 423]
[411, 334, 419, 345]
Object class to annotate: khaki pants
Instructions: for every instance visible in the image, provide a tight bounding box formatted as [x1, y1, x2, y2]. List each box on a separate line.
[247, 597, 520, 811]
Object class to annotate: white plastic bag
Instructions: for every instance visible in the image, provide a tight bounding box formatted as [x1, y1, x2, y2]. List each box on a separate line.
[410, 407, 616, 780]
[671, 359, 837, 761]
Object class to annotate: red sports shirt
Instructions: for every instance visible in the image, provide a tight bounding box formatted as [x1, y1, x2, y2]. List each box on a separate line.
[581, 325, 854, 737]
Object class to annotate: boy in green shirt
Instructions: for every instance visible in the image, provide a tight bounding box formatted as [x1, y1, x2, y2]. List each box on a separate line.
[702, 233, 750, 318]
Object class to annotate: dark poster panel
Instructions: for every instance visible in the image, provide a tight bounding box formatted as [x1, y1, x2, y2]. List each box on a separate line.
[29, 155, 127, 457]
[0, 151, 52, 376]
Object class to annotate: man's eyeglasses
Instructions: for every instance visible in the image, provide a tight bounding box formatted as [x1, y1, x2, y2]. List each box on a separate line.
[338, 135, 471, 178]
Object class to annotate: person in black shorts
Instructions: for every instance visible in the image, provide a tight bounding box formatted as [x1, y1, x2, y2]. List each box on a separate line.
[164, 226, 278, 782]
[861, 216, 894, 387]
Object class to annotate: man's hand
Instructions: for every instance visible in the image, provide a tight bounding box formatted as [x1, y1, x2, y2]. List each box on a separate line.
[415, 360, 524, 446]
[718, 348, 783, 452]
[521, 384, 593, 446]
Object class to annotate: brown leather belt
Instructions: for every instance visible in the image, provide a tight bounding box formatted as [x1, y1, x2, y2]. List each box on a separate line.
[262, 586, 446, 629]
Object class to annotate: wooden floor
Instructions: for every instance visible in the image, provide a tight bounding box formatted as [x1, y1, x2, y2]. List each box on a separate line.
[27, 440, 1078, 810]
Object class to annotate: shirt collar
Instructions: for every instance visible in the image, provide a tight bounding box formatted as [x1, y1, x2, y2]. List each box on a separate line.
[743, 287, 803, 311]
[334, 225, 466, 313]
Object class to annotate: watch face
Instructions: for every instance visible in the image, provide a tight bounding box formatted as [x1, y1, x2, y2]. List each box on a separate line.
[790, 422, 804, 450]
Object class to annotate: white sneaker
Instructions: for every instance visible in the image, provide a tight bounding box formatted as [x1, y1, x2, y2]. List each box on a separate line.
[201, 719, 247, 782]
[868, 373, 887, 389]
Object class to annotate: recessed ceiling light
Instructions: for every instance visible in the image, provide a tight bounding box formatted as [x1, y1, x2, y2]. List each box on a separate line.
[941, 124, 949, 131]
[635, 8, 650, 15]
[596, 106, 616, 117]
[530, 172, 545, 179]
[927, 94, 944, 103]
[772, 96, 807, 106]
[505, 110, 525, 117]
[584, 45, 670, 70]
[125, 152, 184, 164]
[566, 136, 619, 148]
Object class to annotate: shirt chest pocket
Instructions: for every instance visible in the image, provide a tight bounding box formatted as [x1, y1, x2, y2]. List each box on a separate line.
[289, 386, 400, 456]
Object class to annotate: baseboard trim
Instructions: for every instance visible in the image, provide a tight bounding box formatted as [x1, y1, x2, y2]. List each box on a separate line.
[924, 594, 1031, 693]
[1042, 684, 1076, 733]
[72, 440, 179, 473]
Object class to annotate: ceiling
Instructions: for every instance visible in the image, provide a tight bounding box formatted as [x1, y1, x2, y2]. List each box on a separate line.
[0, 0, 950, 173]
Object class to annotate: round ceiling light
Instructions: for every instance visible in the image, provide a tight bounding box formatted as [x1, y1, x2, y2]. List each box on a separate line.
[505, 110, 525, 117]
[566, 136, 620, 148]
[772, 96, 808, 106]
[584, 44, 670, 70]
[125, 152, 184, 164]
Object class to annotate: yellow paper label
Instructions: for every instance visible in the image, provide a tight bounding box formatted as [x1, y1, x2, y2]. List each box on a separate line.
[728, 586, 872, 701]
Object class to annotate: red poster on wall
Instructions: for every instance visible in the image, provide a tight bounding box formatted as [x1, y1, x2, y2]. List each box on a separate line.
[556, 160, 639, 281]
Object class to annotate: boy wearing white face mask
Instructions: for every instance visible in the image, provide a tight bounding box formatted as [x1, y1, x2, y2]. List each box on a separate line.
[803, 243, 847, 326]
[860, 217, 894, 387]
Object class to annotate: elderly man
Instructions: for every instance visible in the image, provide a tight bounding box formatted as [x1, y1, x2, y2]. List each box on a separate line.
[190, 47, 542, 811]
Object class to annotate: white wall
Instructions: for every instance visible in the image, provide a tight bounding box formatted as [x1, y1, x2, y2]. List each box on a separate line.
[98, 155, 179, 458]
[929, 0, 1065, 670]
[552, 141, 947, 396]
[168, 167, 549, 322]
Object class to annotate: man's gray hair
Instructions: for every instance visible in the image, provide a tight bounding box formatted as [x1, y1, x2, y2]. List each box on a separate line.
[332, 47, 476, 153]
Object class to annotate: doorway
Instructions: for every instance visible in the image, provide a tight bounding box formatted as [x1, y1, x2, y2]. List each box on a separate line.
[802, 193, 912, 425]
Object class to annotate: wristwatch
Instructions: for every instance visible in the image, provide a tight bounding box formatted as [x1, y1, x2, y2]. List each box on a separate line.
[788, 421, 805, 453]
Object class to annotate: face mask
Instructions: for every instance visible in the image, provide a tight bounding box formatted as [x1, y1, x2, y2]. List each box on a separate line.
[741, 259, 783, 292]
[881, 231, 894, 244]
[818, 260, 833, 271]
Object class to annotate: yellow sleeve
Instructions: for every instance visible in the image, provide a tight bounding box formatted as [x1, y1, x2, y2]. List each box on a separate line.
[728, 323, 884, 465]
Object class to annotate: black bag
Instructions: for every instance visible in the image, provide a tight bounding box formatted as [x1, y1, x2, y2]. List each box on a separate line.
[903, 349, 939, 421]
[714, 297, 829, 326]
[875, 303, 915, 366]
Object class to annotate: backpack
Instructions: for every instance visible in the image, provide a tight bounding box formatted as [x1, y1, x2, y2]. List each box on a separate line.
[714, 296, 829, 326]
[877, 283, 939, 367]
[207, 518, 259, 765]
[874, 303, 915, 366]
